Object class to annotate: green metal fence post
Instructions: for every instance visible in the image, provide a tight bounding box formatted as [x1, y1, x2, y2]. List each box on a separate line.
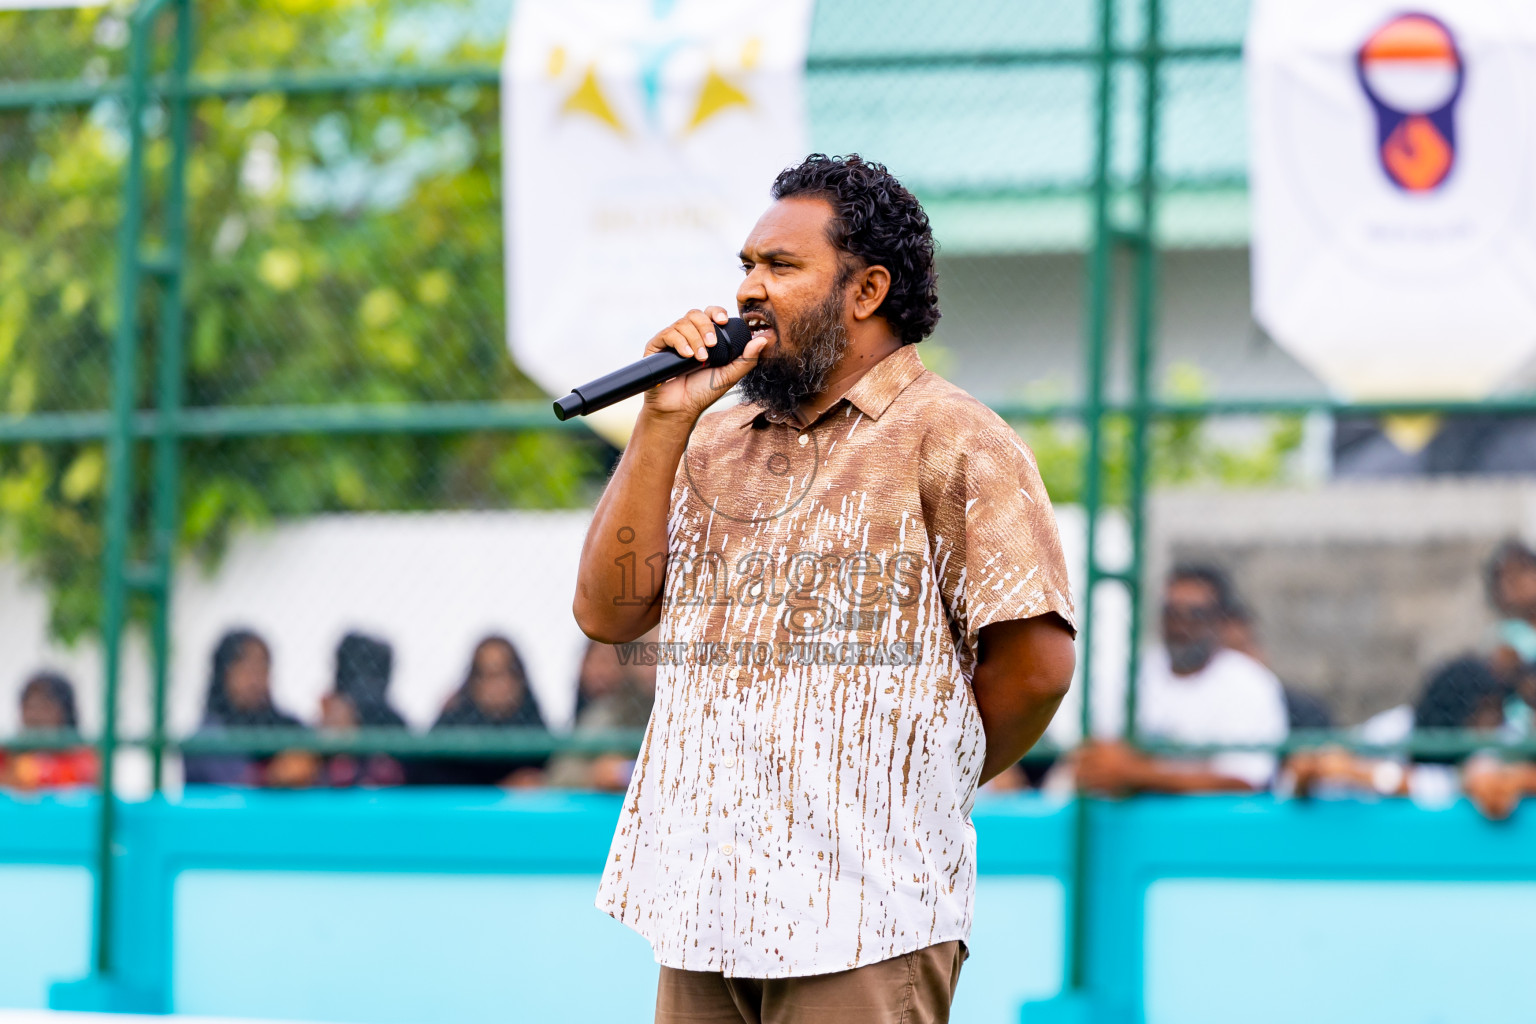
[1076, 0, 1116, 784]
[53, 1, 177, 1010]
[1066, 0, 1118, 998]
[92, 0, 153, 984]
[1122, 0, 1162, 744]
[146, 0, 194, 793]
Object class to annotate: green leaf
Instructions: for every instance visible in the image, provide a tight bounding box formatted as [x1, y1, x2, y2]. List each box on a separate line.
[60, 447, 104, 503]
[191, 302, 226, 373]
[0, 289, 29, 371]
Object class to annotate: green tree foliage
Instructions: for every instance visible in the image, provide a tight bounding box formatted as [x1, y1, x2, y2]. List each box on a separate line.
[0, 0, 603, 642]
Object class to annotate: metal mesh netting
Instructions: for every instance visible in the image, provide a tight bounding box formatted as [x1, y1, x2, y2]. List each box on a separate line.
[0, 104, 119, 414]
[1, 0, 1532, 804]
[0, 5, 133, 87]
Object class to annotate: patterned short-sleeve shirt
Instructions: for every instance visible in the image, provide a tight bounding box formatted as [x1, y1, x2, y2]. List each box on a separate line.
[597, 344, 1075, 978]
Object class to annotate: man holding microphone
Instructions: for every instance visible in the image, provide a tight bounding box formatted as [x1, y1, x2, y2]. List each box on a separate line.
[574, 154, 1077, 1024]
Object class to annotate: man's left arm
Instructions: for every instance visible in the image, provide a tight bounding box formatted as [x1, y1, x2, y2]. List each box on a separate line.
[972, 612, 1077, 784]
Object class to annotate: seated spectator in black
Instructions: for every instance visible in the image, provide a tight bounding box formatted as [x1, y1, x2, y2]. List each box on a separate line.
[1288, 657, 1507, 810]
[1219, 599, 1335, 731]
[0, 672, 97, 791]
[547, 638, 657, 791]
[1282, 687, 1335, 732]
[1073, 566, 1289, 795]
[319, 632, 407, 788]
[1426, 658, 1526, 819]
[1416, 657, 1507, 737]
[329, 632, 407, 728]
[415, 636, 548, 787]
[183, 630, 318, 788]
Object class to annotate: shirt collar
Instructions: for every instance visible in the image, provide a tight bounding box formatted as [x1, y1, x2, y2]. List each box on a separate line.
[734, 344, 927, 430]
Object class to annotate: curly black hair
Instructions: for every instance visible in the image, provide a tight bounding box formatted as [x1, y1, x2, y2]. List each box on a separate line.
[770, 154, 940, 346]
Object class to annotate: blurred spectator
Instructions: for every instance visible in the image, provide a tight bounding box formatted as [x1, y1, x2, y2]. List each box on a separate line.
[1416, 658, 1513, 819]
[547, 638, 657, 791]
[1074, 565, 1288, 795]
[1288, 657, 1507, 812]
[0, 672, 97, 791]
[414, 636, 549, 787]
[329, 632, 408, 728]
[1485, 540, 1536, 681]
[573, 637, 657, 729]
[1448, 624, 1536, 818]
[1220, 598, 1335, 731]
[319, 632, 407, 788]
[1416, 657, 1507, 736]
[19, 672, 79, 732]
[1281, 687, 1335, 731]
[183, 630, 318, 788]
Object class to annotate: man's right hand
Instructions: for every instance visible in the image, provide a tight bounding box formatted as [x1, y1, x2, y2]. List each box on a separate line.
[641, 306, 769, 423]
[573, 306, 767, 644]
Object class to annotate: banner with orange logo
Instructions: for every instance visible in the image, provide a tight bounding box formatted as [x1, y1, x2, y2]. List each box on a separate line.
[1248, 0, 1536, 399]
[503, 0, 814, 444]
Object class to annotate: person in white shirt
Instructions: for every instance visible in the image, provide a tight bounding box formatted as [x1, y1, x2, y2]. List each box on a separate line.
[1075, 566, 1289, 795]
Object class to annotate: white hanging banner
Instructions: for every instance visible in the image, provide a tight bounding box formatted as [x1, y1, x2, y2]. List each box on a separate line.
[1248, 0, 1536, 399]
[504, 0, 815, 444]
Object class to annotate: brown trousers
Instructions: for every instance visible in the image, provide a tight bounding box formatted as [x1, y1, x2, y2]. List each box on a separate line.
[654, 941, 966, 1024]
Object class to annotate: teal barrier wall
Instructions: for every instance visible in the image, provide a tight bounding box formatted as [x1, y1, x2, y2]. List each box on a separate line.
[1, 791, 1533, 1023]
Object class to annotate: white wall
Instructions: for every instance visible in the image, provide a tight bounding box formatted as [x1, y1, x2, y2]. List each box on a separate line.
[0, 511, 595, 752]
[933, 249, 1328, 405]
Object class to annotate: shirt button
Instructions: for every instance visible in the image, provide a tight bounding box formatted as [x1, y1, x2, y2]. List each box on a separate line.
[797, 433, 808, 446]
[721, 843, 734, 857]
[723, 756, 736, 769]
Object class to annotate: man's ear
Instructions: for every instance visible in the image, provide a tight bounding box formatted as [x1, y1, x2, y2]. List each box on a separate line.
[850, 264, 891, 321]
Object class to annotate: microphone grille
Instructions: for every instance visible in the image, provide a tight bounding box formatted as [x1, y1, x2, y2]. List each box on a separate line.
[708, 317, 754, 367]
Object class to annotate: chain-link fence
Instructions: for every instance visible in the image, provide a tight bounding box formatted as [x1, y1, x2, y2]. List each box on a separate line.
[3, 0, 1536, 854]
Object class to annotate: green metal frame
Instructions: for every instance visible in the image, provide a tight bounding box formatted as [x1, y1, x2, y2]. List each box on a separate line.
[1066, 0, 1169, 995]
[9, 0, 1536, 1004]
[93, 0, 185, 983]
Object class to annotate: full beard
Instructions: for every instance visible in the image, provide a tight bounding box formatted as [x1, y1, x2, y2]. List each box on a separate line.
[737, 284, 849, 422]
[1167, 637, 1217, 675]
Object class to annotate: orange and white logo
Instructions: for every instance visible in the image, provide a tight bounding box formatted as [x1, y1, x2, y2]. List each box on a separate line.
[1356, 13, 1464, 192]
[1249, 0, 1536, 401]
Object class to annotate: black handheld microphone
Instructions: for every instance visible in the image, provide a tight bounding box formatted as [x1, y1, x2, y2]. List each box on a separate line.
[552, 317, 754, 421]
